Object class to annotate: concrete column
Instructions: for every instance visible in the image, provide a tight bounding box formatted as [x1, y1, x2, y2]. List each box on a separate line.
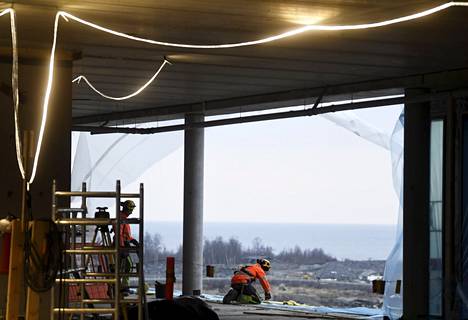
[0, 53, 72, 319]
[0, 58, 72, 218]
[182, 113, 205, 296]
[403, 88, 430, 319]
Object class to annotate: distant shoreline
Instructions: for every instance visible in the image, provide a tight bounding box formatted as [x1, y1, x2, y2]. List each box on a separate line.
[142, 222, 397, 261]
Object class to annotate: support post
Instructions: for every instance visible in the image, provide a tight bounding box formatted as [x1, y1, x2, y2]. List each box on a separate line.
[444, 98, 456, 319]
[403, 88, 430, 319]
[182, 113, 205, 296]
[165, 257, 175, 300]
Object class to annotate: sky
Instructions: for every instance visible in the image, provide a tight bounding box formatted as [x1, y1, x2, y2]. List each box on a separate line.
[105, 103, 404, 225]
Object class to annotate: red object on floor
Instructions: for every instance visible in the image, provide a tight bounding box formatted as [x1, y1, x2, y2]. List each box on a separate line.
[166, 257, 175, 300]
[0, 232, 11, 274]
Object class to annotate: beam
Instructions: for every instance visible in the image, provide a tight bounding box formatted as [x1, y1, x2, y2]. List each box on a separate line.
[72, 89, 468, 134]
[72, 68, 468, 125]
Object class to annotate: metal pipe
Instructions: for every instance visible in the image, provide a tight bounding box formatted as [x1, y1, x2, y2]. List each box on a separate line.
[50, 180, 56, 320]
[80, 182, 86, 320]
[139, 182, 147, 320]
[115, 180, 121, 320]
[54, 191, 139, 198]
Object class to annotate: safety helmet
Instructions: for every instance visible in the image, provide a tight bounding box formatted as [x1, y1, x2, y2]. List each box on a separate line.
[257, 258, 271, 272]
[121, 200, 136, 213]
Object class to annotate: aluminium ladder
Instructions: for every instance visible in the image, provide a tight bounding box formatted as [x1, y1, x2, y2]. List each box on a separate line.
[50, 180, 147, 320]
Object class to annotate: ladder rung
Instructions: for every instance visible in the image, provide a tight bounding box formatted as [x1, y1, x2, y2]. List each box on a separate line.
[85, 272, 139, 277]
[59, 267, 87, 275]
[65, 249, 117, 254]
[56, 218, 113, 225]
[55, 191, 139, 198]
[56, 218, 141, 225]
[120, 247, 140, 252]
[56, 208, 87, 213]
[53, 308, 116, 314]
[121, 218, 141, 224]
[82, 299, 140, 304]
[56, 278, 116, 283]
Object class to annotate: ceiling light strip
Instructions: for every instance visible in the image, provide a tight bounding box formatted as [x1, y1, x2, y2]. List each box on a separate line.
[1, 9, 26, 180]
[27, 12, 62, 185]
[58, 2, 468, 49]
[73, 59, 169, 100]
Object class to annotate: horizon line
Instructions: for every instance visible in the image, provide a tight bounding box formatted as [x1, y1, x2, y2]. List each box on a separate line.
[143, 220, 397, 226]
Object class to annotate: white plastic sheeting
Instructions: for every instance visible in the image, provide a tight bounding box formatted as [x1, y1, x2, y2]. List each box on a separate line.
[71, 130, 182, 210]
[322, 108, 404, 319]
[428, 120, 444, 316]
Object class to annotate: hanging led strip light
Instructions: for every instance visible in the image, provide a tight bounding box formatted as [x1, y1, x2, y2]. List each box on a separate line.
[73, 59, 170, 100]
[4, 1, 468, 185]
[58, 2, 468, 49]
[0, 9, 26, 180]
[27, 11, 63, 185]
[68, 1, 468, 102]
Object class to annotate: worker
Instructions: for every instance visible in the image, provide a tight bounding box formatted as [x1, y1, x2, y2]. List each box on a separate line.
[223, 258, 272, 304]
[118, 200, 139, 294]
[119, 200, 139, 247]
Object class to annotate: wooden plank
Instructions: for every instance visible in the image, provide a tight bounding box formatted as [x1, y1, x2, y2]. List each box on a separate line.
[6, 219, 24, 319]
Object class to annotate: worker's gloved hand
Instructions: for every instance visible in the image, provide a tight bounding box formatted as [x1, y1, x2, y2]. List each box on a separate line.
[264, 292, 271, 301]
[130, 239, 139, 246]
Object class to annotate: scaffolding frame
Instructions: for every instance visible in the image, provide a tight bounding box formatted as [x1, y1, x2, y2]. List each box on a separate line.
[50, 180, 147, 320]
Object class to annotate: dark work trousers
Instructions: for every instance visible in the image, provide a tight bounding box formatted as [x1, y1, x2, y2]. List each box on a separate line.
[232, 283, 261, 302]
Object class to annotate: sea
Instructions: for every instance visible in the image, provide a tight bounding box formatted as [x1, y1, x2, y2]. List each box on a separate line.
[143, 221, 397, 261]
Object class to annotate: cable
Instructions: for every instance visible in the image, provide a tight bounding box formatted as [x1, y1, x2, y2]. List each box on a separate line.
[23, 191, 63, 293]
[73, 59, 170, 100]
[58, 2, 468, 49]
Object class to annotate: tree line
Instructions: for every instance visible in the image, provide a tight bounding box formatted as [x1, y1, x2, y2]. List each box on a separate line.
[144, 232, 336, 266]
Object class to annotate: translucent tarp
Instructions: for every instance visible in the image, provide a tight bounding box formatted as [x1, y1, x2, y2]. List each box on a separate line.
[428, 121, 444, 316]
[71, 129, 182, 210]
[321, 108, 404, 319]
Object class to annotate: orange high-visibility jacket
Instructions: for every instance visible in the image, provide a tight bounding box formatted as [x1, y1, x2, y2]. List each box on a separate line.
[119, 212, 135, 246]
[231, 263, 271, 293]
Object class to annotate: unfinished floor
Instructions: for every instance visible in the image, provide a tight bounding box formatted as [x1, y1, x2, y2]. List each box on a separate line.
[208, 302, 368, 320]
